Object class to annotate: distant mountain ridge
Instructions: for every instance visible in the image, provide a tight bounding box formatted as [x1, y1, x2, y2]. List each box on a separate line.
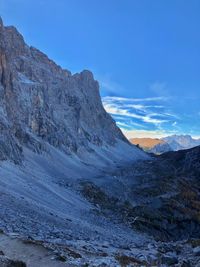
[162, 134, 200, 150]
[130, 134, 200, 154]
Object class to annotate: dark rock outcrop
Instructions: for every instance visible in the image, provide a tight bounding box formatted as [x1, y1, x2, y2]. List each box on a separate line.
[0, 256, 26, 267]
[82, 145, 200, 242]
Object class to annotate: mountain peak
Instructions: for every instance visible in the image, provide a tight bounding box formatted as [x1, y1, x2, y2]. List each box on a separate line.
[0, 19, 143, 163]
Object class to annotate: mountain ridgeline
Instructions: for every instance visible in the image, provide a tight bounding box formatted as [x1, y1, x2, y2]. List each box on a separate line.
[0, 17, 140, 164]
[130, 134, 200, 154]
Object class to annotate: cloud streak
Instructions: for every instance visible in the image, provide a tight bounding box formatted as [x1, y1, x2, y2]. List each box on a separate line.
[102, 95, 177, 130]
[103, 96, 169, 103]
[104, 103, 169, 125]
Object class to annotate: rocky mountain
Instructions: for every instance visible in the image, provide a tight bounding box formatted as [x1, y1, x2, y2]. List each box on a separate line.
[130, 137, 165, 150]
[130, 137, 172, 154]
[0, 18, 151, 266]
[162, 134, 200, 151]
[0, 17, 145, 165]
[130, 134, 200, 154]
[0, 18, 200, 267]
[149, 141, 172, 154]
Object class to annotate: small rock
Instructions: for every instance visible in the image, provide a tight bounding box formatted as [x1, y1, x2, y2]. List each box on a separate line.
[193, 246, 200, 256]
[161, 255, 178, 265]
[55, 255, 66, 262]
[181, 260, 191, 267]
[0, 256, 26, 267]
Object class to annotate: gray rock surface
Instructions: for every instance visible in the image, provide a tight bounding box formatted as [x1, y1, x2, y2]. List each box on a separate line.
[193, 246, 200, 256]
[0, 17, 130, 164]
[162, 134, 200, 151]
[149, 141, 172, 154]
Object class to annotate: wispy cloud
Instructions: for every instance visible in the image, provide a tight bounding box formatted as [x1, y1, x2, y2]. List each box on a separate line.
[100, 79, 200, 138]
[116, 121, 131, 129]
[96, 75, 124, 95]
[104, 103, 168, 125]
[103, 96, 169, 103]
[102, 95, 177, 131]
[150, 82, 169, 97]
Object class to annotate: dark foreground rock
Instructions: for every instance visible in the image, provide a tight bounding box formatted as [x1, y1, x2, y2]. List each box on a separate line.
[84, 146, 200, 242]
[0, 256, 26, 267]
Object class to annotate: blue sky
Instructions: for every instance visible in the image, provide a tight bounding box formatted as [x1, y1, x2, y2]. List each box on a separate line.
[1, 0, 200, 138]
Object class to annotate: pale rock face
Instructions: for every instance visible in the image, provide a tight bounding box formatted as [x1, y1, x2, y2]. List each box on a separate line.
[0, 17, 128, 163]
[162, 134, 200, 150]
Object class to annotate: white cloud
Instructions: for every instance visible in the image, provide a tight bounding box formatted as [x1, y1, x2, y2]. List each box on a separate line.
[103, 96, 169, 103]
[102, 95, 174, 129]
[150, 81, 170, 97]
[104, 103, 168, 125]
[96, 75, 124, 94]
[116, 121, 130, 128]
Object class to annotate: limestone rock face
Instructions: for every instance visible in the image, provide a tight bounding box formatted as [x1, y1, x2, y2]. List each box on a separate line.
[0, 18, 128, 162]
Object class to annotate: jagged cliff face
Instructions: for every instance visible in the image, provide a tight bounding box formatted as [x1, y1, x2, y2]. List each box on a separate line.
[0, 18, 128, 163]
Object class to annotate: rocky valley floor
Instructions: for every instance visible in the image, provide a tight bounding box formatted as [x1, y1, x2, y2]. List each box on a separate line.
[0, 146, 200, 266]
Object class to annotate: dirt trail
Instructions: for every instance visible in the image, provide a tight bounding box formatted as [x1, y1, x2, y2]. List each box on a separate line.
[0, 233, 68, 267]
